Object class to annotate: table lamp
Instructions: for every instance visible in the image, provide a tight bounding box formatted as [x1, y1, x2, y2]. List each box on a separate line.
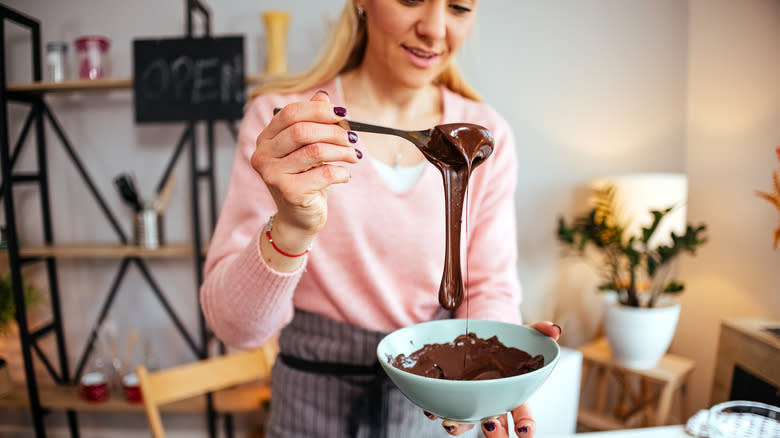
[590, 173, 688, 249]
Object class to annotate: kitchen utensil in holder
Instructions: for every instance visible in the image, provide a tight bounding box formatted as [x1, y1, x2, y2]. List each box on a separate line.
[134, 208, 164, 249]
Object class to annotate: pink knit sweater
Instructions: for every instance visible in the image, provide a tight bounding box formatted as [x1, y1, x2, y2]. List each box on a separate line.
[200, 78, 523, 349]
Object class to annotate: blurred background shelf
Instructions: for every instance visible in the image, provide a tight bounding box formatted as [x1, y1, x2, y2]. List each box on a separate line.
[0, 381, 270, 414]
[0, 244, 208, 259]
[5, 73, 267, 94]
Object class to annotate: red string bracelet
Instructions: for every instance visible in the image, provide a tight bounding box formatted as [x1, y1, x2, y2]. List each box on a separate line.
[264, 215, 311, 258]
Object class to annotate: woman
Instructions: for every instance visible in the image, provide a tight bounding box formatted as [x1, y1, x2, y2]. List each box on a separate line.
[201, 1, 560, 437]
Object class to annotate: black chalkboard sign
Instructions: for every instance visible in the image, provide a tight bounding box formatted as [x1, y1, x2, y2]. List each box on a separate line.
[133, 36, 245, 123]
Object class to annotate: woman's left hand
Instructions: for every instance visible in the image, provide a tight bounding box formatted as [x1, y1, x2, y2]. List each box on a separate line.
[426, 321, 562, 437]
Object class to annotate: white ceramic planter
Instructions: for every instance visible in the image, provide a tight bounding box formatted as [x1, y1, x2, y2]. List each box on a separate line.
[603, 292, 680, 369]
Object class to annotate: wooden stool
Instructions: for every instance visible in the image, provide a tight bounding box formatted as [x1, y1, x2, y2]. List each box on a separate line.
[577, 337, 695, 431]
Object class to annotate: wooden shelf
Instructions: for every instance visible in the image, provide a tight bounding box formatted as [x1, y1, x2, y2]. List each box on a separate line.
[6, 73, 268, 94]
[579, 337, 695, 383]
[0, 243, 208, 259]
[0, 381, 270, 414]
[6, 77, 133, 93]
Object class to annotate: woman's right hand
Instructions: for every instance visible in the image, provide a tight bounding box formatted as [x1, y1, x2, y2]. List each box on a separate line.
[251, 90, 360, 262]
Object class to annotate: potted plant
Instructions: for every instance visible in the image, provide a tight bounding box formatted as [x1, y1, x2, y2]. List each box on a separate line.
[0, 271, 44, 397]
[557, 180, 708, 369]
[754, 146, 780, 249]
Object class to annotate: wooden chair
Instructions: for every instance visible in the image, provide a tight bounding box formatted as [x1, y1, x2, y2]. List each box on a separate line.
[136, 342, 277, 438]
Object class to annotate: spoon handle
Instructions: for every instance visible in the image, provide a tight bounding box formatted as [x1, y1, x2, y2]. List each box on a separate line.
[340, 119, 431, 148]
[272, 107, 430, 148]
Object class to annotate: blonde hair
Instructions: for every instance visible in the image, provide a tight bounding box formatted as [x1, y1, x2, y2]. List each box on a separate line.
[250, 0, 482, 102]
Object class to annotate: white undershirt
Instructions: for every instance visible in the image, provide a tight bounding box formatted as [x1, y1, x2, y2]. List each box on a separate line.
[370, 158, 428, 193]
[335, 76, 428, 193]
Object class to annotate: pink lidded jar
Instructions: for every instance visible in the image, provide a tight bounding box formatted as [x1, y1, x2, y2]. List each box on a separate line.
[74, 36, 110, 80]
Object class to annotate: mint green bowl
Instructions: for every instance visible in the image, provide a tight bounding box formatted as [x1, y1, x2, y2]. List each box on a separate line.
[376, 319, 560, 423]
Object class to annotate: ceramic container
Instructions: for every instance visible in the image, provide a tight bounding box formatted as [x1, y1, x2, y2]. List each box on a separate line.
[603, 292, 680, 369]
[377, 319, 560, 423]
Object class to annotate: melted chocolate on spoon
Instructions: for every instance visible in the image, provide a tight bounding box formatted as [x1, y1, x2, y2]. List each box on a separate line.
[418, 124, 494, 310]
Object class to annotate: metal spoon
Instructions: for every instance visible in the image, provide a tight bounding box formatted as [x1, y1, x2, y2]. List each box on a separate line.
[273, 107, 432, 150]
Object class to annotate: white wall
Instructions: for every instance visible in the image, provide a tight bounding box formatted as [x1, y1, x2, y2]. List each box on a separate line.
[675, 0, 780, 413]
[458, 0, 688, 344]
[1, 0, 777, 434]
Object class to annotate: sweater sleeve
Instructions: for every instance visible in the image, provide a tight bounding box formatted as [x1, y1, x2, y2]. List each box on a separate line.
[199, 95, 303, 349]
[455, 108, 524, 324]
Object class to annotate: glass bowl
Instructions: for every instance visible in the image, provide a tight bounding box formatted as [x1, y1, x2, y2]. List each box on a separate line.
[707, 400, 780, 437]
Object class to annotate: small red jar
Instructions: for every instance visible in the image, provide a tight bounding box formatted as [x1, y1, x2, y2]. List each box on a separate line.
[79, 372, 109, 402]
[74, 36, 110, 80]
[122, 372, 143, 403]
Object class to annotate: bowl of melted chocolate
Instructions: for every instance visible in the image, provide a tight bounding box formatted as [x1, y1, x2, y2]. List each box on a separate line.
[377, 319, 560, 423]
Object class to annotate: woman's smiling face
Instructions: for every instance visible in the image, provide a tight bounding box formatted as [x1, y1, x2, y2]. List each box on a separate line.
[359, 0, 478, 89]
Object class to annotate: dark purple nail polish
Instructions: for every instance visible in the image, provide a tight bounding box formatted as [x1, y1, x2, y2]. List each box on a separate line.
[483, 421, 496, 432]
[443, 425, 455, 433]
[317, 89, 329, 96]
[517, 425, 530, 435]
[348, 131, 358, 143]
[334, 106, 347, 117]
[355, 149, 363, 159]
[553, 323, 562, 337]
[423, 411, 435, 419]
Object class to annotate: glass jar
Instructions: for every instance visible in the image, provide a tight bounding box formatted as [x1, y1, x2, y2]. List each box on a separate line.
[74, 35, 110, 80]
[708, 400, 780, 438]
[45, 41, 68, 82]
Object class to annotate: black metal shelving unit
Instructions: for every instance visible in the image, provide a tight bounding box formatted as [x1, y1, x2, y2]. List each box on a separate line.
[0, 1, 239, 437]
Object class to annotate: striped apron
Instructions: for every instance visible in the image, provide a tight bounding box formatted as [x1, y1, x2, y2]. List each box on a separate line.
[264, 310, 481, 438]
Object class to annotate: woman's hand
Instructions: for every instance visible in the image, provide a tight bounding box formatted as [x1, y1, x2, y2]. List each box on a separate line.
[428, 321, 562, 437]
[251, 90, 360, 258]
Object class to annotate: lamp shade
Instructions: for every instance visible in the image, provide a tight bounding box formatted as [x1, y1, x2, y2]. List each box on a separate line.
[590, 173, 687, 249]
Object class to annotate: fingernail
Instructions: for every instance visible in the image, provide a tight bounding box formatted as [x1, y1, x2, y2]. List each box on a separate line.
[443, 425, 455, 433]
[348, 131, 358, 143]
[334, 106, 347, 117]
[317, 89, 329, 96]
[423, 411, 435, 419]
[483, 421, 496, 432]
[517, 425, 530, 435]
[553, 323, 562, 337]
[355, 149, 363, 159]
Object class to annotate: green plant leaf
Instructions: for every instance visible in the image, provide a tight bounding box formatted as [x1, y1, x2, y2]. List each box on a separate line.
[0, 272, 45, 333]
[557, 216, 575, 245]
[624, 243, 640, 267]
[647, 254, 658, 277]
[664, 281, 685, 293]
[555, 183, 707, 303]
[641, 206, 675, 245]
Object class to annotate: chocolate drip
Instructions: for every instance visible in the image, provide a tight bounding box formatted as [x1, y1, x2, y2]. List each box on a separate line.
[390, 333, 544, 380]
[418, 124, 494, 310]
